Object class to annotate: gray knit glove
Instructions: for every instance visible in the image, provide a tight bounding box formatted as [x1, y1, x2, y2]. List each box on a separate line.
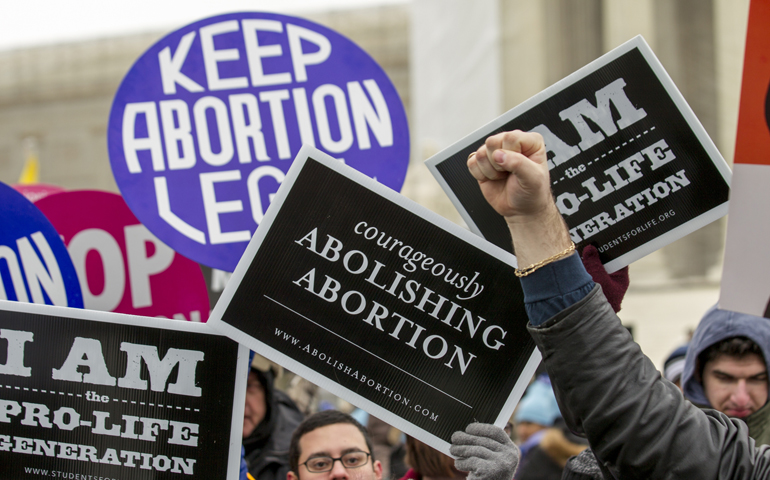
[450, 423, 519, 480]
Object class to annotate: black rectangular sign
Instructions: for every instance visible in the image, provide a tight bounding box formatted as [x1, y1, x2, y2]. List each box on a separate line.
[426, 36, 732, 272]
[0, 300, 247, 480]
[208, 146, 540, 454]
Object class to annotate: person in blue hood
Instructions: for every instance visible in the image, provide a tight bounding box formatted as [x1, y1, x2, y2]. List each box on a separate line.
[681, 305, 770, 445]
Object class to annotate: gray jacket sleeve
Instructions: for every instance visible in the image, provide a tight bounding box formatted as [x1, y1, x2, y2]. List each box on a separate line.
[527, 285, 770, 479]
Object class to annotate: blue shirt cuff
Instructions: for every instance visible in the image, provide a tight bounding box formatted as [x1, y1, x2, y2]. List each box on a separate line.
[520, 252, 594, 326]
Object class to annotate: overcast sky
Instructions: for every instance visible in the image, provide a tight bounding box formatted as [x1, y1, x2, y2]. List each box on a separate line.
[0, 0, 410, 51]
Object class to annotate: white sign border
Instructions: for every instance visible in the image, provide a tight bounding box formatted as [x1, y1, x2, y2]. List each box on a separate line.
[0, 299, 249, 480]
[425, 35, 732, 273]
[208, 144, 541, 455]
[719, 164, 770, 316]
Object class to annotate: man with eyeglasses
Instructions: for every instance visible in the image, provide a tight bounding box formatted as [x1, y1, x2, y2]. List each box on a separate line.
[287, 409, 519, 480]
[287, 410, 383, 480]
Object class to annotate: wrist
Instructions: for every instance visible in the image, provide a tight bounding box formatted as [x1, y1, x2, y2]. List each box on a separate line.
[506, 203, 573, 267]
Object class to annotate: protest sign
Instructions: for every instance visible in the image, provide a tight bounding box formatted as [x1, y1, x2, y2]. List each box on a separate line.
[35, 190, 210, 321]
[426, 36, 731, 273]
[0, 299, 248, 479]
[0, 182, 83, 308]
[108, 12, 410, 273]
[720, 0, 770, 317]
[208, 146, 540, 454]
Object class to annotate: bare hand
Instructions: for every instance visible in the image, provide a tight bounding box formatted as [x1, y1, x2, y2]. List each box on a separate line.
[467, 130, 552, 223]
[468, 130, 572, 266]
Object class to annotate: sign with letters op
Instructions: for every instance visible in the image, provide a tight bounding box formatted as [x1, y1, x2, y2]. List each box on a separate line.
[0, 299, 248, 479]
[426, 36, 731, 272]
[108, 12, 410, 273]
[35, 190, 210, 322]
[207, 146, 540, 454]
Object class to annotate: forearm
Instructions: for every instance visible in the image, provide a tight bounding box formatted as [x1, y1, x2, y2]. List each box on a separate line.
[505, 202, 573, 269]
[503, 192, 594, 324]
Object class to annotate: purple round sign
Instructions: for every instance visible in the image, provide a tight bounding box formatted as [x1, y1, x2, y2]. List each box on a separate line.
[0, 182, 83, 308]
[108, 12, 410, 272]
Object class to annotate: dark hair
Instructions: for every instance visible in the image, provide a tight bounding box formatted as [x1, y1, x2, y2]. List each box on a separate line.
[405, 436, 455, 478]
[289, 410, 374, 475]
[698, 336, 766, 379]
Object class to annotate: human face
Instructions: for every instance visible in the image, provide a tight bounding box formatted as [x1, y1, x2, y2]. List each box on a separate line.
[703, 353, 768, 418]
[288, 424, 383, 480]
[243, 371, 266, 438]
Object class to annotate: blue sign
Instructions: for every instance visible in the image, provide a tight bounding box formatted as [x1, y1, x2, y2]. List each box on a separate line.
[108, 12, 410, 272]
[0, 182, 83, 307]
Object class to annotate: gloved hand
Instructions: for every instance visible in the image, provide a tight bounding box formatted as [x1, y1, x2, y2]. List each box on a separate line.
[450, 423, 519, 480]
[581, 244, 629, 313]
[562, 448, 606, 480]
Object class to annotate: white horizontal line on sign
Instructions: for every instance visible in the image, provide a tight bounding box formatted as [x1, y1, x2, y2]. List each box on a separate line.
[265, 295, 473, 409]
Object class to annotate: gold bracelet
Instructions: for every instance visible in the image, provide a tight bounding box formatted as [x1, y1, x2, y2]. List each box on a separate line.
[514, 242, 576, 277]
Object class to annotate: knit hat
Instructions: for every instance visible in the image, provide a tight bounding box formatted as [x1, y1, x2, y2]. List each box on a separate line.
[663, 344, 688, 384]
[514, 376, 561, 426]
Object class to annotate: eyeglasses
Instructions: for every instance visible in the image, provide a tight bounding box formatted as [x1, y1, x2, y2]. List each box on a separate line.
[301, 451, 371, 473]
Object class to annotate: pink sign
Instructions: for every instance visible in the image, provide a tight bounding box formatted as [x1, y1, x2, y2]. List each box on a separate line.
[35, 190, 210, 321]
[12, 183, 66, 203]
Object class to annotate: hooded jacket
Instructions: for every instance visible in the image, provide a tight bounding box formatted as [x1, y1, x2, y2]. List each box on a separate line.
[243, 368, 304, 480]
[681, 305, 770, 445]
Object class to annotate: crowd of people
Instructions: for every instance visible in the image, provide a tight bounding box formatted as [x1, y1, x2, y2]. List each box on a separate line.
[236, 129, 770, 480]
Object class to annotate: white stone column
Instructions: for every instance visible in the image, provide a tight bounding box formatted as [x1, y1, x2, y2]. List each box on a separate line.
[602, 0, 656, 51]
[714, 0, 750, 164]
[410, 0, 503, 161]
